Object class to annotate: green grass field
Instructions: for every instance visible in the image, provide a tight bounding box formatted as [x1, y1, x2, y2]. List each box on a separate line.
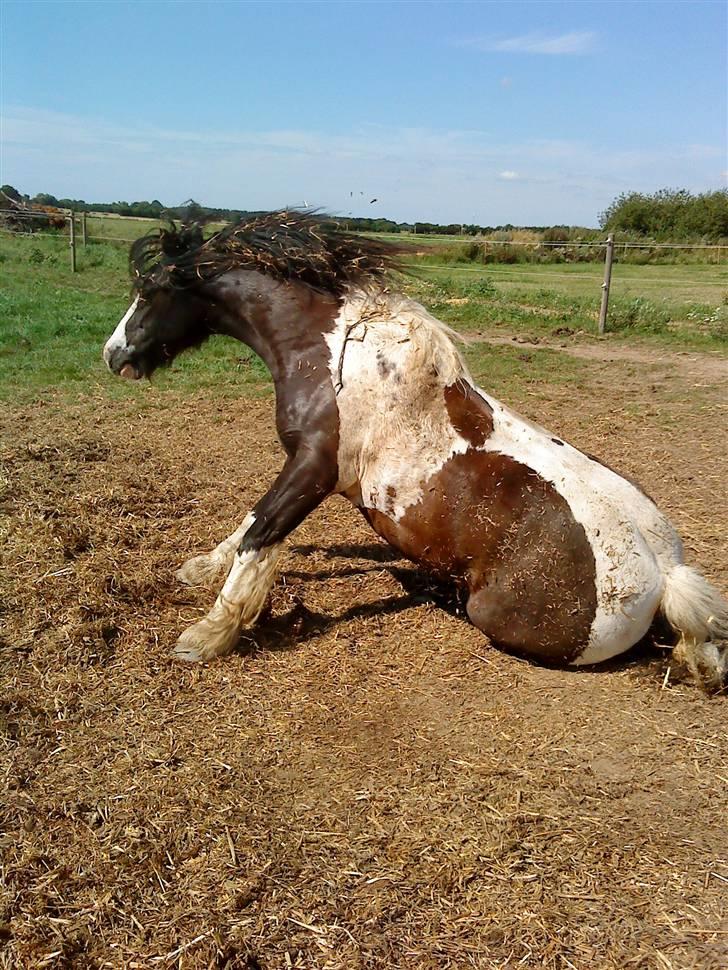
[84, 213, 230, 244]
[1, 231, 726, 405]
[404, 261, 728, 343]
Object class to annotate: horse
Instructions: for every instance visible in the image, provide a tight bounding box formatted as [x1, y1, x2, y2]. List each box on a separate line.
[102, 211, 728, 689]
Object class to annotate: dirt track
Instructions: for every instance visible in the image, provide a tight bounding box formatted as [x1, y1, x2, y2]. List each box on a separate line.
[473, 332, 728, 384]
[1, 344, 727, 969]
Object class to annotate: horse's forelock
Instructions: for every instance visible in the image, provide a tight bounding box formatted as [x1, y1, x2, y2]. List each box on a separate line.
[129, 223, 205, 293]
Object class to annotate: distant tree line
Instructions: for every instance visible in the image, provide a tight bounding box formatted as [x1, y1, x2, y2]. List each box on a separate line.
[1, 185, 565, 236]
[600, 188, 728, 240]
[0, 187, 528, 235]
[3, 184, 726, 241]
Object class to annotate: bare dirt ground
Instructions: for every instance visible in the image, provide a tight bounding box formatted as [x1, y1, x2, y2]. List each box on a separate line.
[1, 344, 727, 969]
[474, 331, 728, 385]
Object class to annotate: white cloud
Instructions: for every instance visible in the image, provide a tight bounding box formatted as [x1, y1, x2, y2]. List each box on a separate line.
[463, 30, 596, 55]
[1, 106, 723, 227]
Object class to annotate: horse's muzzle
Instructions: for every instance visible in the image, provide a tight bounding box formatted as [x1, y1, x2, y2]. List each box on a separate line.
[104, 344, 142, 380]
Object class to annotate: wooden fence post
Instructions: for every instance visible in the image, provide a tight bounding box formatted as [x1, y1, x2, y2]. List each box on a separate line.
[82, 211, 87, 247]
[69, 212, 77, 272]
[598, 233, 614, 335]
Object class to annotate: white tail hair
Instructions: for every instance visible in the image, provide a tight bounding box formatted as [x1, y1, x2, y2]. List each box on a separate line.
[661, 565, 728, 689]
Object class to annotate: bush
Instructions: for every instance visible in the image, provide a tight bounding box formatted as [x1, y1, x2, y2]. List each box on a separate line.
[432, 277, 456, 297]
[485, 244, 521, 264]
[601, 188, 728, 241]
[465, 278, 497, 298]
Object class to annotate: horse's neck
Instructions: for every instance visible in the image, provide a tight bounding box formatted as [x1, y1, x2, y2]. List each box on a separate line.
[211, 272, 339, 386]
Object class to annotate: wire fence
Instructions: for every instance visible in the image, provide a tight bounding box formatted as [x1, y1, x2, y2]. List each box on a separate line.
[439, 237, 727, 251]
[405, 263, 728, 287]
[4, 207, 727, 250]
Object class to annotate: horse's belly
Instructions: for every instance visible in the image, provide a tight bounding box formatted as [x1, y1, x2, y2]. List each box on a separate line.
[359, 432, 668, 664]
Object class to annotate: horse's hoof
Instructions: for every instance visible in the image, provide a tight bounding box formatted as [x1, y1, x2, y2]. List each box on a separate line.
[173, 619, 238, 662]
[176, 554, 224, 588]
[173, 641, 207, 663]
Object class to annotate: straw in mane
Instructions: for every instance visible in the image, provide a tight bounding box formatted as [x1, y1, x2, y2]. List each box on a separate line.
[129, 210, 406, 296]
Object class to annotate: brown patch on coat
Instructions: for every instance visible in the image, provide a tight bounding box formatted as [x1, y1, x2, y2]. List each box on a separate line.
[363, 449, 597, 663]
[383, 484, 398, 516]
[443, 383, 494, 448]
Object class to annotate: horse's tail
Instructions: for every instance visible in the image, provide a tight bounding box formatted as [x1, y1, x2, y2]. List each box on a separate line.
[661, 564, 728, 689]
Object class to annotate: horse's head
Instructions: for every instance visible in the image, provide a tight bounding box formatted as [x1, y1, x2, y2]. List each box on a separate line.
[104, 224, 215, 380]
[102, 282, 215, 380]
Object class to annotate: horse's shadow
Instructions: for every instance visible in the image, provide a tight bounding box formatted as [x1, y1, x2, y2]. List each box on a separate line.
[240, 541, 673, 682]
[239, 542, 465, 655]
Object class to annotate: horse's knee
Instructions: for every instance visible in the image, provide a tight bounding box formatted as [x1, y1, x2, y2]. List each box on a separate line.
[466, 587, 530, 652]
[466, 588, 501, 636]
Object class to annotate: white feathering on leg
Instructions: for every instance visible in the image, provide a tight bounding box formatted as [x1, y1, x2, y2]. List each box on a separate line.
[174, 539, 282, 662]
[177, 513, 256, 588]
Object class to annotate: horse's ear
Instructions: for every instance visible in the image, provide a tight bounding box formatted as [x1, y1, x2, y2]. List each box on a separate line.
[181, 225, 204, 250]
[159, 224, 203, 258]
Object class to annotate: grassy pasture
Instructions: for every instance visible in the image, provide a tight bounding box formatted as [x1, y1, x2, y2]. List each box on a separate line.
[0, 231, 726, 406]
[84, 212, 158, 243]
[406, 261, 728, 345]
[84, 213, 231, 244]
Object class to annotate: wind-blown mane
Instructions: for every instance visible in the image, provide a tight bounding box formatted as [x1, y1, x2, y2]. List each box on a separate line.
[130, 210, 407, 297]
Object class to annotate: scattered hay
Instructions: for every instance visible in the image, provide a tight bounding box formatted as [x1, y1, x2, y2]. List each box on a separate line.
[1, 356, 727, 968]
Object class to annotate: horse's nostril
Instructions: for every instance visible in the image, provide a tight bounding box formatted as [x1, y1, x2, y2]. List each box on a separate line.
[105, 345, 134, 376]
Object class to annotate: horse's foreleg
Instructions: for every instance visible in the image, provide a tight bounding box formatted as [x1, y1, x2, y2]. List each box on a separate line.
[174, 448, 337, 662]
[176, 513, 255, 588]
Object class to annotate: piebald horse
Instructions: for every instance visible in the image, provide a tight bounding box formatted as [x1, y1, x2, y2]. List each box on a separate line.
[103, 212, 728, 688]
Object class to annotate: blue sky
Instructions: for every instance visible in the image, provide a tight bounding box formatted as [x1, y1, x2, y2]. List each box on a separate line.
[1, 0, 725, 226]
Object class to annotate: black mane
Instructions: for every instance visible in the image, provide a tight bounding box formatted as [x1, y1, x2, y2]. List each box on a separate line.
[130, 210, 407, 297]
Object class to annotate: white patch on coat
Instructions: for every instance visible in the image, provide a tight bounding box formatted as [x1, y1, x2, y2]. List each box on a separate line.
[214, 540, 282, 629]
[103, 295, 139, 367]
[325, 291, 472, 519]
[326, 288, 686, 666]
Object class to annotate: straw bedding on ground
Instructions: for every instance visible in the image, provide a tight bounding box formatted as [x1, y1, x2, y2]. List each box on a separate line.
[1, 356, 726, 969]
